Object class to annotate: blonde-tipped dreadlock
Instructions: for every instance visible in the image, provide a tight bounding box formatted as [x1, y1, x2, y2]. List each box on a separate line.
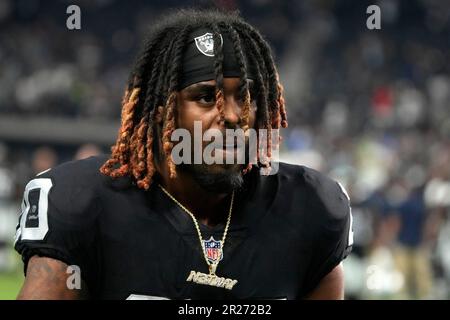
[162, 92, 177, 179]
[101, 87, 140, 178]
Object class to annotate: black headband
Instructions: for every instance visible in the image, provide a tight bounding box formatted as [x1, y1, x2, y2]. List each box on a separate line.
[178, 28, 258, 90]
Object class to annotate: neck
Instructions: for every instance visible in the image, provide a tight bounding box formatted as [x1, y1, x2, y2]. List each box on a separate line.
[156, 164, 231, 227]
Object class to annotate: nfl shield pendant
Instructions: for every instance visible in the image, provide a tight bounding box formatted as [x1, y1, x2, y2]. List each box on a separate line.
[203, 236, 223, 265]
[185, 237, 238, 290]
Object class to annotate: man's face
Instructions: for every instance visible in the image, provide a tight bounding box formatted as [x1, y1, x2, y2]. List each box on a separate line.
[175, 77, 257, 192]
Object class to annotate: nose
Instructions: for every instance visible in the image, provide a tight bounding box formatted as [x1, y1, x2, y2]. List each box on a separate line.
[222, 95, 241, 128]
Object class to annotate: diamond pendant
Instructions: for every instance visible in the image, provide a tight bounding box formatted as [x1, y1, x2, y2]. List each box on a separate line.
[186, 270, 238, 290]
[185, 236, 238, 290]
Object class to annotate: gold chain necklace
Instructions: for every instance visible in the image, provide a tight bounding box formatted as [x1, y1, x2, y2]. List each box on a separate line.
[158, 184, 238, 290]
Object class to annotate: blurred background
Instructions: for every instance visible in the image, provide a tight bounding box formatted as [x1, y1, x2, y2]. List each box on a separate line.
[0, 0, 449, 299]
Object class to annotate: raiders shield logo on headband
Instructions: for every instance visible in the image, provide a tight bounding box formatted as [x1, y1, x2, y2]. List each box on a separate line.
[194, 32, 223, 57]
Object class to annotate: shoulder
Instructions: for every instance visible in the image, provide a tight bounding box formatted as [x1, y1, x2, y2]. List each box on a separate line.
[37, 154, 109, 185]
[15, 155, 115, 288]
[35, 154, 133, 193]
[276, 162, 351, 229]
[273, 164, 354, 296]
[25, 155, 114, 223]
[15, 155, 118, 246]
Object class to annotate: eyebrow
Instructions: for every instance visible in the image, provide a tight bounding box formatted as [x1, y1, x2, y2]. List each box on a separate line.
[183, 83, 216, 94]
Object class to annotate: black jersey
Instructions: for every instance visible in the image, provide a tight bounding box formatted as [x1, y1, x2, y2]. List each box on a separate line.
[14, 155, 353, 299]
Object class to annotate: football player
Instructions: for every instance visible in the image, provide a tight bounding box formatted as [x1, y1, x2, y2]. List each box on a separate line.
[15, 9, 352, 299]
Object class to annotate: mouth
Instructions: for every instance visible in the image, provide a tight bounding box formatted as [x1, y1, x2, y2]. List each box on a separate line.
[211, 138, 246, 150]
[212, 142, 246, 166]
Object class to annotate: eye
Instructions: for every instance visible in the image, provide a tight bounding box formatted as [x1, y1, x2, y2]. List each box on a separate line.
[197, 93, 216, 105]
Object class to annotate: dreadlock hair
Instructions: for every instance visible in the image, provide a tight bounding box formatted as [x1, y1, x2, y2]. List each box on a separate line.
[100, 8, 288, 190]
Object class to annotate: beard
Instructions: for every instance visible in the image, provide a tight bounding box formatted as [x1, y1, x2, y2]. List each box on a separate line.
[178, 162, 245, 194]
[176, 132, 252, 193]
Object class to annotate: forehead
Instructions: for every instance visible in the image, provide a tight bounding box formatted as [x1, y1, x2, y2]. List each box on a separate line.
[181, 77, 254, 92]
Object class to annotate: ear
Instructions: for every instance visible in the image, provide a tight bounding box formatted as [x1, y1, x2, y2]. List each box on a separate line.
[155, 106, 164, 124]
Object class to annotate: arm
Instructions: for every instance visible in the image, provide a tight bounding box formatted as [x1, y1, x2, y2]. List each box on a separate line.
[15, 162, 101, 300]
[305, 263, 344, 300]
[17, 255, 87, 300]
